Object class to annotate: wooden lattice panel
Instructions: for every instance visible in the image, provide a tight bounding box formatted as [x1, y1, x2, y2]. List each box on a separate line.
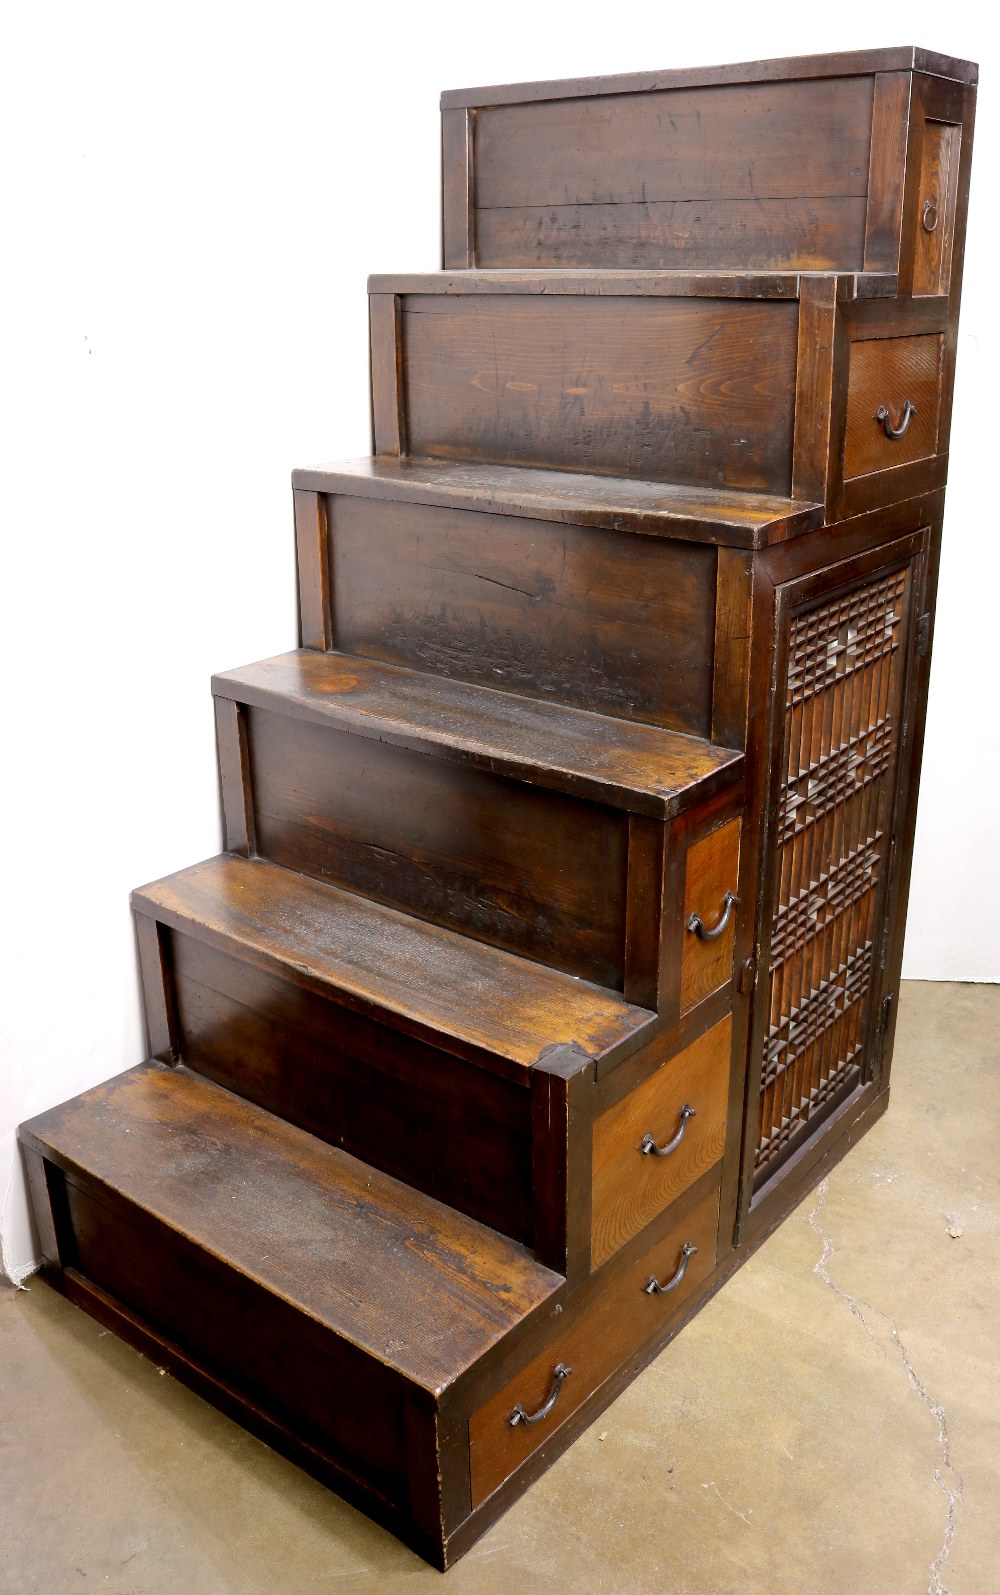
[755, 568, 909, 1182]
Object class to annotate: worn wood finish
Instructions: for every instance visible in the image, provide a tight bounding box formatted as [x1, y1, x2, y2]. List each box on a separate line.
[291, 456, 825, 549]
[844, 333, 944, 479]
[132, 854, 656, 1078]
[168, 932, 535, 1242]
[591, 1017, 731, 1267]
[391, 285, 799, 493]
[680, 817, 741, 1012]
[465, 78, 874, 273]
[322, 493, 718, 735]
[18, 48, 976, 1572]
[243, 701, 631, 988]
[468, 1177, 720, 1506]
[213, 650, 743, 820]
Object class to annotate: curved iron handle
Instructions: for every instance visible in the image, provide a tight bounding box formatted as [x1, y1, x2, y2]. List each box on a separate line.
[645, 1242, 698, 1297]
[507, 1363, 572, 1427]
[876, 400, 917, 440]
[687, 890, 739, 941]
[641, 1104, 697, 1159]
[922, 199, 939, 233]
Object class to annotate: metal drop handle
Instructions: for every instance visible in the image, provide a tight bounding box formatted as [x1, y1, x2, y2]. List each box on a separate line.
[922, 199, 939, 233]
[877, 400, 917, 440]
[645, 1242, 698, 1297]
[507, 1363, 572, 1427]
[641, 1105, 697, 1159]
[687, 890, 739, 941]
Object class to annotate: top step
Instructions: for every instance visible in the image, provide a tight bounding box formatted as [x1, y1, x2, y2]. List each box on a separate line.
[441, 47, 976, 288]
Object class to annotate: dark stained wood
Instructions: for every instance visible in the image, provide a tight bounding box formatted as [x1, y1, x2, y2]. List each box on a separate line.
[134, 910, 177, 1062]
[441, 106, 474, 268]
[132, 854, 657, 1078]
[293, 489, 332, 651]
[324, 492, 719, 734]
[292, 455, 825, 549]
[863, 74, 913, 273]
[168, 932, 535, 1243]
[680, 816, 741, 1013]
[711, 548, 754, 745]
[441, 49, 977, 109]
[623, 817, 666, 1010]
[468, 78, 873, 273]
[213, 650, 744, 820]
[591, 1017, 730, 1267]
[21, 1063, 563, 1391]
[214, 696, 254, 856]
[242, 700, 631, 988]
[369, 293, 403, 456]
[791, 275, 841, 505]
[393, 285, 798, 493]
[17, 46, 978, 1574]
[468, 1178, 720, 1505]
[844, 333, 944, 478]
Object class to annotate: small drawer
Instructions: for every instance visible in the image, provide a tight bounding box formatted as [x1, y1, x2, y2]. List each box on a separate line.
[680, 816, 741, 1012]
[844, 334, 943, 482]
[468, 1178, 720, 1507]
[591, 1017, 731, 1268]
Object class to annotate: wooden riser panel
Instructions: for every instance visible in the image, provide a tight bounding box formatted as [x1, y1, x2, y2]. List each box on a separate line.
[243, 702, 631, 989]
[165, 930, 536, 1245]
[389, 292, 799, 494]
[320, 493, 718, 737]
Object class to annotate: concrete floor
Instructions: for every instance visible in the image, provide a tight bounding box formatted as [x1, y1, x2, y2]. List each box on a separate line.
[1, 980, 997, 1595]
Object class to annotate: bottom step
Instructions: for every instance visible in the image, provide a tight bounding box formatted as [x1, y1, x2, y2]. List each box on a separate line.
[20, 1062, 721, 1567]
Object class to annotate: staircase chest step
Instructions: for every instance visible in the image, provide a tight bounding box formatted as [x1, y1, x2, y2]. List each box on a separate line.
[133, 853, 656, 1078]
[20, 1063, 564, 1566]
[291, 455, 824, 547]
[213, 649, 742, 820]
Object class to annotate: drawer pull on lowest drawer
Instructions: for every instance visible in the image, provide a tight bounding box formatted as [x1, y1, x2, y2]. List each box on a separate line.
[645, 1241, 698, 1296]
[687, 890, 739, 941]
[507, 1363, 573, 1428]
[876, 399, 917, 440]
[641, 1105, 697, 1159]
[922, 199, 939, 233]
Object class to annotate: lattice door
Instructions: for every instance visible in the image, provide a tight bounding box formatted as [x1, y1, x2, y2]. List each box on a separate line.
[752, 558, 917, 1191]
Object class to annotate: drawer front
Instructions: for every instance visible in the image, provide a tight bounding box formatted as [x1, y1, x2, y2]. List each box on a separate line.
[844, 334, 943, 481]
[680, 816, 741, 1012]
[591, 1017, 731, 1268]
[468, 1179, 720, 1507]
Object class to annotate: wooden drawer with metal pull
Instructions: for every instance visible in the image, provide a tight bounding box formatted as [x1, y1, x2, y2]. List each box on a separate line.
[591, 1016, 731, 1267]
[844, 333, 944, 482]
[680, 815, 741, 1012]
[467, 1176, 720, 1507]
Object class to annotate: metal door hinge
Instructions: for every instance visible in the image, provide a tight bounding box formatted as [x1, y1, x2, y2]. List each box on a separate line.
[737, 955, 758, 996]
[916, 612, 931, 658]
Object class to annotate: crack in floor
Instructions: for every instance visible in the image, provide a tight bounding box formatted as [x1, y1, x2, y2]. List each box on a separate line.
[806, 1179, 964, 1595]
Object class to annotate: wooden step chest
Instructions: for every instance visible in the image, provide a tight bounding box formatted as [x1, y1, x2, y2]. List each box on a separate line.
[21, 45, 977, 1569]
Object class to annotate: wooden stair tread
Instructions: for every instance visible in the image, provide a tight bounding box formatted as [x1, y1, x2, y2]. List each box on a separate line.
[214, 650, 742, 818]
[133, 854, 655, 1074]
[291, 454, 823, 547]
[21, 1062, 562, 1394]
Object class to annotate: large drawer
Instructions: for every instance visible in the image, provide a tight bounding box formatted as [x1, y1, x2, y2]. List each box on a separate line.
[468, 1175, 720, 1507]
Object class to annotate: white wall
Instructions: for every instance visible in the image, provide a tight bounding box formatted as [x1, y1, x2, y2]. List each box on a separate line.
[2, 3, 996, 1282]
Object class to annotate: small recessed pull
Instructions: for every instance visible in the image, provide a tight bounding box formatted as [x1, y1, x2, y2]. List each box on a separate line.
[687, 890, 739, 941]
[507, 1363, 572, 1427]
[645, 1242, 698, 1297]
[877, 400, 916, 440]
[641, 1105, 696, 1159]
